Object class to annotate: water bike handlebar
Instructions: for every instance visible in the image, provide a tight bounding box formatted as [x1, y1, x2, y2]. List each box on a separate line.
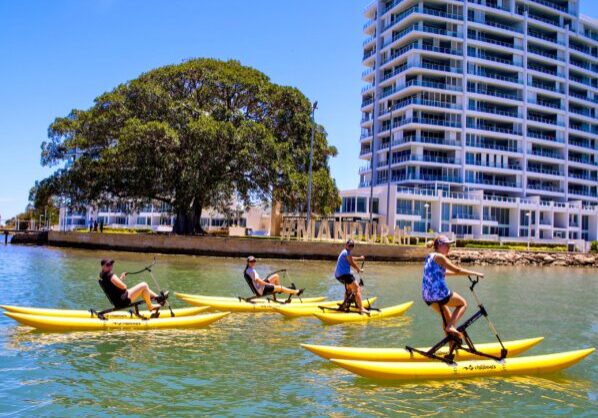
[126, 257, 157, 276]
[468, 275, 481, 291]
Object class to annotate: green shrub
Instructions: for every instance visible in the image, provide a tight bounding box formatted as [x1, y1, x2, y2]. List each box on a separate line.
[591, 241, 598, 252]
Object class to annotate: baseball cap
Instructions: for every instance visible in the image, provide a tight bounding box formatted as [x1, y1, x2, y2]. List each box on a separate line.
[100, 258, 115, 266]
[435, 235, 455, 245]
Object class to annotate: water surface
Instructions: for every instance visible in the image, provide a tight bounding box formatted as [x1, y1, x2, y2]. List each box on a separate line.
[0, 245, 596, 416]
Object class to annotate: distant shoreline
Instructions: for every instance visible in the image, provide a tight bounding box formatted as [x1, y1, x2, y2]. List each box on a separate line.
[8, 231, 597, 268]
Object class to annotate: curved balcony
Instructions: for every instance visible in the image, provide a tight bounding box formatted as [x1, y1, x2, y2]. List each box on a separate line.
[399, 117, 461, 128]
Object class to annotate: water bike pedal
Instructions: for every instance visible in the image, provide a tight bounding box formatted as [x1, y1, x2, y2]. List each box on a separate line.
[153, 291, 169, 306]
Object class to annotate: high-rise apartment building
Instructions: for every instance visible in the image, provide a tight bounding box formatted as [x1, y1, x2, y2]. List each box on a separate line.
[340, 0, 598, 243]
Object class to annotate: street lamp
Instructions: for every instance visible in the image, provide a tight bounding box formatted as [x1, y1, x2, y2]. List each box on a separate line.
[306, 100, 318, 229]
[424, 203, 430, 235]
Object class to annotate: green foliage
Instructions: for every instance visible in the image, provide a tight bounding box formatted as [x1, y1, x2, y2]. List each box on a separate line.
[591, 241, 598, 252]
[32, 58, 339, 234]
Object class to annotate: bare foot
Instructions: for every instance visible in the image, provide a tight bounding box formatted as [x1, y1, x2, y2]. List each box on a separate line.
[445, 326, 463, 339]
[149, 304, 162, 311]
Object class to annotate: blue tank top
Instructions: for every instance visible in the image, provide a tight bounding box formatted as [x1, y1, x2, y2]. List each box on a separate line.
[422, 253, 450, 302]
[335, 249, 351, 278]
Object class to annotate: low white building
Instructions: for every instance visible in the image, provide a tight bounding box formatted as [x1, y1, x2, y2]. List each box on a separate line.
[59, 202, 272, 235]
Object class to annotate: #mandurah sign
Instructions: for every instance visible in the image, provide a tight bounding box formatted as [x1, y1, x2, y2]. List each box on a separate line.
[280, 218, 413, 245]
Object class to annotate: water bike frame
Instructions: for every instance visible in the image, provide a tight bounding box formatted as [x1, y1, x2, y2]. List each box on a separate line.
[92, 259, 173, 320]
[406, 275, 507, 365]
[240, 269, 300, 305]
[318, 261, 380, 315]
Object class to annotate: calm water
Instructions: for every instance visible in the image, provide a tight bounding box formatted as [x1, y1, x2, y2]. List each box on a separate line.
[0, 244, 596, 417]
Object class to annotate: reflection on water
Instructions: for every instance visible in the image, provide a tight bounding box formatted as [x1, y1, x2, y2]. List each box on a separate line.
[0, 245, 596, 416]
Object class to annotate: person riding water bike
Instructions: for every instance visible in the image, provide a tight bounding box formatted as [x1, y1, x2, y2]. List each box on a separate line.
[244, 256, 303, 298]
[99, 259, 163, 311]
[422, 235, 484, 338]
[334, 239, 368, 314]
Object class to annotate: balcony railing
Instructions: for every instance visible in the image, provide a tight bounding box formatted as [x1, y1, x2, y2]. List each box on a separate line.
[528, 30, 562, 45]
[361, 98, 374, 108]
[569, 107, 593, 117]
[527, 131, 563, 142]
[527, 98, 563, 109]
[467, 33, 521, 49]
[363, 49, 376, 61]
[527, 183, 563, 193]
[529, 149, 562, 159]
[468, 17, 523, 34]
[568, 189, 598, 198]
[383, 23, 461, 49]
[468, 50, 517, 66]
[467, 122, 522, 135]
[527, 115, 562, 126]
[468, 104, 520, 118]
[467, 178, 519, 188]
[527, 63, 563, 77]
[569, 156, 598, 166]
[569, 172, 597, 181]
[466, 139, 520, 153]
[468, 86, 522, 101]
[527, 12, 560, 27]
[568, 139, 594, 150]
[466, 159, 521, 170]
[527, 166, 561, 176]
[529, 0, 568, 12]
[382, 43, 462, 65]
[528, 46, 559, 60]
[400, 117, 461, 128]
[400, 136, 461, 147]
[467, 68, 521, 83]
[529, 81, 563, 93]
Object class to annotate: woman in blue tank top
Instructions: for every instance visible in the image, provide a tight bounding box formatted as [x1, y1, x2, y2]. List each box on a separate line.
[422, 235, 484, 337]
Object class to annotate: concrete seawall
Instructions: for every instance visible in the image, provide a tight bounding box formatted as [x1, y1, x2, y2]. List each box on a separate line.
[45, 232, 428, 262]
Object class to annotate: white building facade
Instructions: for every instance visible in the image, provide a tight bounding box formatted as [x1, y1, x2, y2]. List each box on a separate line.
[340, 0, 598, 243]
[60, 203, 272, 235]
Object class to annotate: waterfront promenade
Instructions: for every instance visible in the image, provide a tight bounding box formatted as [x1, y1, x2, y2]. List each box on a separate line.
[9, 231, 598, 267]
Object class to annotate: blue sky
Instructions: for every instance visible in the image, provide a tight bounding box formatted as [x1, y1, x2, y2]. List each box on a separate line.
[0, 1, 597, 221]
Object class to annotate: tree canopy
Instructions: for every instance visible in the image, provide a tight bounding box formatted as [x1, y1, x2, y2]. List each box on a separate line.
[33, 58, 340, 234]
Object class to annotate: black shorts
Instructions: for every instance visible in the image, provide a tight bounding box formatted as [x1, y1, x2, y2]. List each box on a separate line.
[424, 291, 453, 306]
[262, 284, 275, 296]
[336, 274, 357, 286]
[118, 293, 132, 308]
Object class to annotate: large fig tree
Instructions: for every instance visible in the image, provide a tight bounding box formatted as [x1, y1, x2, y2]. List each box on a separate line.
[33, 59, 340, 234]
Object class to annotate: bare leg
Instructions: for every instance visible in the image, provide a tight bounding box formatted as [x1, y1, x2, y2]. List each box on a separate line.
[126, 282, 161, 311]
[266, 274, 280, 286]
[444, 292, 467, 336]
[349, 282, 367, 312]
[272, 285, 299, 295]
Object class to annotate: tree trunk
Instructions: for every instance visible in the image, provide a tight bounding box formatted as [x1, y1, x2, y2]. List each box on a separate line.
[270, 199, 282, 237]
[172, 201, 205, 235]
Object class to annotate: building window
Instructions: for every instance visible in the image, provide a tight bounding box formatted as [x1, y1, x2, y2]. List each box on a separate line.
[342, 197, 356, 213]
[396, 199, 412, 214]
[371, 198, 379, 214]
[357, 197, 367, 213]
[136, 217, 150, 226]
